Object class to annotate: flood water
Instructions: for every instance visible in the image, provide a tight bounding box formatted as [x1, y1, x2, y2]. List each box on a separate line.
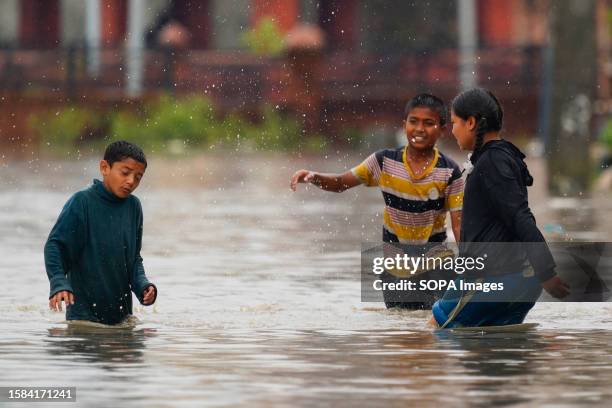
[2, 152, 612, 407]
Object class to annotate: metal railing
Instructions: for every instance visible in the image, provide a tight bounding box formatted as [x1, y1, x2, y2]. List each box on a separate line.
[0, 45, 544, 102]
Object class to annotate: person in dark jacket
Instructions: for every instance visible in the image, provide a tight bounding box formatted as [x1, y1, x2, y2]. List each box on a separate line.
[44, 141, 157, 325]
[430, 88, 569, 328]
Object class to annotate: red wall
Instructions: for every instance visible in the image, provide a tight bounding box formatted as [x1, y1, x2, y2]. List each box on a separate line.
[20, 0, 60, 48]
[101, 0, 127, 46]
[478, 0, 514, 47]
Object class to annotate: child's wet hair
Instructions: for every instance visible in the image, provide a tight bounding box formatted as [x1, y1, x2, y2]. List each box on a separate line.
[104, 141, 148, 168]
[404, 93, 448, 126]
[451, 88, 503, 163]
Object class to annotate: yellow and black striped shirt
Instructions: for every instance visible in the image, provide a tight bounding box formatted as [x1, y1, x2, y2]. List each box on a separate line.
[352, 146, 464, 244]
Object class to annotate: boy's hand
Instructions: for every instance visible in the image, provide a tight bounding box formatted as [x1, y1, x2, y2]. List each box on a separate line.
[49, 291, 74, 312]
[290, 169, 316, 191]
[142, 285, 157, 305]
[542, 275, 570, 299]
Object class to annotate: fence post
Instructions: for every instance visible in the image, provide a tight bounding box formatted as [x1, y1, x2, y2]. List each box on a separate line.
[66, 45, 77, 100]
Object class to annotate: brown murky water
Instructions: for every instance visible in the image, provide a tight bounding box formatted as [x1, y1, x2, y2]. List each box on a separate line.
[1, 152, 612, 407]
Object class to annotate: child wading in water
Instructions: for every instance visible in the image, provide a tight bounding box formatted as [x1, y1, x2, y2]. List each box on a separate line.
[430, 88, 569, 328]
[45, 141, 157, 325]
[291, 94, 464, 309]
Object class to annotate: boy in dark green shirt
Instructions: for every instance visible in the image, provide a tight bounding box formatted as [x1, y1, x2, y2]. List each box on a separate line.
[44, 141, 157, 325]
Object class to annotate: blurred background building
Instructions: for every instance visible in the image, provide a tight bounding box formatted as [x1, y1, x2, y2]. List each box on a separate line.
[0, 0, 610, 162]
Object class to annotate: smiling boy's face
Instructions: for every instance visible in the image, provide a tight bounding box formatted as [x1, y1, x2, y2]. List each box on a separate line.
[404, 107, 444, 152]
[100, 158, 146, 198]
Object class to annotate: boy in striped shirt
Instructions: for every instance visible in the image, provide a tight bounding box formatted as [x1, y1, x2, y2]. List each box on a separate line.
[291, 94, 464, 309]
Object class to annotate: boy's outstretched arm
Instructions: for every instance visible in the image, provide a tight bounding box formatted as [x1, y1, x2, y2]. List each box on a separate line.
[290, 170, 361, 192]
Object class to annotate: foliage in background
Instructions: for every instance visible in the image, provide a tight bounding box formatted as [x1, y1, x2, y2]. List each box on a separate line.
[30, 107, 109, 154]
[110, 95, 220, 152]
[30, 95, 365, 155]
[600, 117, 612, 151]
[241, 17, 285, 57]
[222, 106, 304, 150]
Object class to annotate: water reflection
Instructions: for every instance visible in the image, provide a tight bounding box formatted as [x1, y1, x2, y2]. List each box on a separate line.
[45, 322, 156, 370]
[434, 330, 546, 377]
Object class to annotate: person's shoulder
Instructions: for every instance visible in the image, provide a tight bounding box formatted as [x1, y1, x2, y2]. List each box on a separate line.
[126, 195, 144, 223]
[65, 189, 90, 208]
[485, 140, 533, 185]
[436, 150, 464, 183]
[127, 194, 143, 211]
[481, 145, 516, 167]
[56, 190, 90, 221]
[479, 146, 520, 181]
[361, 147, 400, 166]
[128, 193, 142, 204]
[375, 146, 403, 162]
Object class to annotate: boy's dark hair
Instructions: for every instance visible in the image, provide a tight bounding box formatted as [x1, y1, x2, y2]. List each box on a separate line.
[404, 93, 448, 126]
[104, 141, 148, 168]
[451, 88, 503, 164]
